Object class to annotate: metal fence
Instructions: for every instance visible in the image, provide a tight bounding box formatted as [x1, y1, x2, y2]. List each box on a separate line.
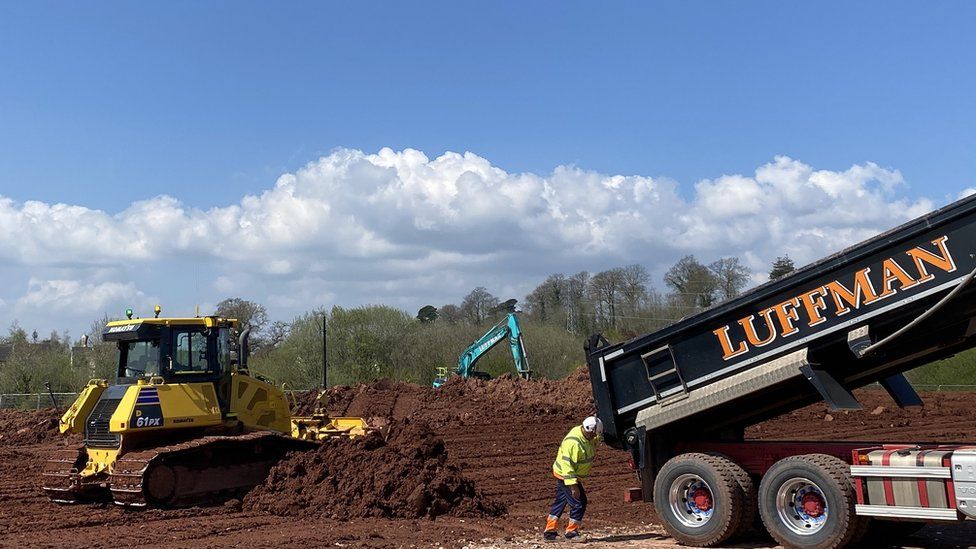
[0, 392, 79, 410]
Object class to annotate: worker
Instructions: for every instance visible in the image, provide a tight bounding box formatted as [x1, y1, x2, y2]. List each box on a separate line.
[543, 415, 603, 540]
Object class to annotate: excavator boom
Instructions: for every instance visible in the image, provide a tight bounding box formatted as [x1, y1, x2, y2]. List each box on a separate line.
[434, 310, 530, 387]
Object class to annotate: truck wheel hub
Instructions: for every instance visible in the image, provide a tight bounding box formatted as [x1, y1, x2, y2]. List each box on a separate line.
[692, 488, 713, 511]
[801, 492, 825, 517]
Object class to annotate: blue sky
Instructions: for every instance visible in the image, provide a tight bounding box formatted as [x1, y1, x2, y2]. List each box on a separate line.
[0, 2, 973, 337]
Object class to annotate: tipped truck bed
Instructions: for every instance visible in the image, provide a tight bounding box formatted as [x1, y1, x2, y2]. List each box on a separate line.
[585, 194, 976, 547]
[587, 193, 976, 447]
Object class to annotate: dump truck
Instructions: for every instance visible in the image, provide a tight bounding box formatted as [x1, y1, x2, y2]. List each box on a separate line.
[43, 313, 371, 507]
[586, 193, 976, 548]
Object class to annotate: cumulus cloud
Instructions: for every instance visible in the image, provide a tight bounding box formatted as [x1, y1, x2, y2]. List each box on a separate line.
[15, 279, 147, 313]
[961, 188, 976, 199]
[0, 148, 945, 333]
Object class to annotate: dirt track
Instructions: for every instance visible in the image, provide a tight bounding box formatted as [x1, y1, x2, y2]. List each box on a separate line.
[2, 374, 976, 548]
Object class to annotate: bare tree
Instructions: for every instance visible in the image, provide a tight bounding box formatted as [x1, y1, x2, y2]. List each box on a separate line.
[619, 264, 650, 315]
[438, 304, 463, 324]
[525, 274, 566, 323]
[565, 271, 591, 334]
[87, 315, 113, 344]
[460, 287, 499, 324]
[215, 297, 269, 335]
[589, 268, 625, 329]
[266, 321, 291, 348]
[710, 257, 750, 302]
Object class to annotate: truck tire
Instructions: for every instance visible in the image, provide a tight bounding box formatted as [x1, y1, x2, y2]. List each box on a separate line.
[758, 454, 867, 549]
[653, 453, 747, 547]
[707, 452, 758, 539]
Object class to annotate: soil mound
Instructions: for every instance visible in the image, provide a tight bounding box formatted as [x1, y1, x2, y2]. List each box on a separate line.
[289, 365, 595, 428]
[417, 369, 594, 427]
[243, 419, 504, 520]
[0, 408, 62, 446]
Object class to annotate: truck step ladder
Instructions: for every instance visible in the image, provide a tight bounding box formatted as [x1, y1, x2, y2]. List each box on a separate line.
[641, 345, 689, 406]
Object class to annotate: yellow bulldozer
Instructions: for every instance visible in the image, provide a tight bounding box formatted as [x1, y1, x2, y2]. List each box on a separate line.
[43, 309, 371, 507]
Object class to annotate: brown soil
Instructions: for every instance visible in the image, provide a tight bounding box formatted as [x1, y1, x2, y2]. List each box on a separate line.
[244, 419, 504, 519]
[294, 368, 594, 429]
[1, 372, 975, 547]
[746, 389, 976, 442]
[0, 408, 68, 447]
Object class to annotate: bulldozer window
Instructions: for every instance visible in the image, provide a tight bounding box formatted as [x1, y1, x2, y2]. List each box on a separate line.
[121, 341, 161, 378]
[172, 331, 212, 374]
[217, 328, 231, 373]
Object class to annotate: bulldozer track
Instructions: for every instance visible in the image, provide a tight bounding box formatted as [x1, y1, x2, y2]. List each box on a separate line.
[109, 431, 313, 508]
[41, 446, 88, 503]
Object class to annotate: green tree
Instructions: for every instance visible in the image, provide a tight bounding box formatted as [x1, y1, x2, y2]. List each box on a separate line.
[416, 305, 439, 324]
[769, 256, 796, 280]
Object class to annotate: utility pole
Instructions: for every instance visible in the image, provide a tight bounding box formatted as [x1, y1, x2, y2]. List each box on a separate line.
[321, 313, 328, 389]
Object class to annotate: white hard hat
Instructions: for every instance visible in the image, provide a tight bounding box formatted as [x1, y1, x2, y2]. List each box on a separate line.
[582, 416, 604, 436]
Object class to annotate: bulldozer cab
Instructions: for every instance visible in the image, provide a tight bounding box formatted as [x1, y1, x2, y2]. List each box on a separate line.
[103, 316, 239, 412]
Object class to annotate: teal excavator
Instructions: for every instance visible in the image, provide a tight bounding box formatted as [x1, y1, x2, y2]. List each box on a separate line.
[433, 299, 531, 387]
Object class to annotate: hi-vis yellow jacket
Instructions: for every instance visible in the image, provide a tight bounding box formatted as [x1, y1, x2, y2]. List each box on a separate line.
[552, 425, 598, 486]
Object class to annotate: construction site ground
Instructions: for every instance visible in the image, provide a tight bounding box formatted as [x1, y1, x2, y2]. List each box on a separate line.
[2, 370, 975, 548]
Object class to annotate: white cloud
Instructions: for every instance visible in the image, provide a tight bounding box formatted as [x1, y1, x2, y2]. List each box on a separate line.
[0, 148, 947, 334]
[15, 279, 147, 314]
[961, 188, 976, 199]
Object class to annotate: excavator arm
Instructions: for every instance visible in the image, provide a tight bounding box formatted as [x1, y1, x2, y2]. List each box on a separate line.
[455, 312, 531, 381]
[505, 313, 530, 380]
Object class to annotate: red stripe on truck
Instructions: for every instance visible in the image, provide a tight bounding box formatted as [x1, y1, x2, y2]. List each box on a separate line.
[882, 449, 897, 506]
[915, 450, 930, 508]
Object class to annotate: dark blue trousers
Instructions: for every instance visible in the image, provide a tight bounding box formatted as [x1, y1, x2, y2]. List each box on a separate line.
[549, 479, 587, 522]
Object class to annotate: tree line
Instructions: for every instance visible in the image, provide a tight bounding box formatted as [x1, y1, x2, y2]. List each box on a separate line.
[0, 255, 801, 395]
[225, 254, 791, 387]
